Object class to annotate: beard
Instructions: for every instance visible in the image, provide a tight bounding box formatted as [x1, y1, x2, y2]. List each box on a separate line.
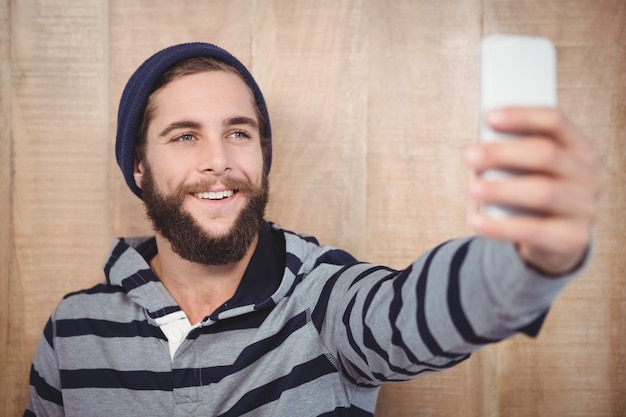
[140, 163, 269, 265]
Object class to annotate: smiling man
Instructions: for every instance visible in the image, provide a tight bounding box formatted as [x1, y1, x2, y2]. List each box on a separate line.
[135, 68, 269, 323]
[25, 43, 599, 417]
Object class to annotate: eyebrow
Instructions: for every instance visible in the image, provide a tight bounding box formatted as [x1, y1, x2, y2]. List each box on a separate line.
[158, 116, 259, 138]
[159, 120, 202, 138]
[224, 116, 259, 131]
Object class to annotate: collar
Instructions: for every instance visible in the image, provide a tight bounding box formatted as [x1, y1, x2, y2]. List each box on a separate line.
[105, 221, 285, 320]
[209, 221, 285, 317]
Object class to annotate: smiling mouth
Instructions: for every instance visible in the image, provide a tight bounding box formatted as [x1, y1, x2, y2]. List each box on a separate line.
[193, 190, 237, 201]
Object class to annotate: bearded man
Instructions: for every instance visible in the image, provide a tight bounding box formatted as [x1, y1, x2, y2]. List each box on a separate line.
[25, 43, 598, 417]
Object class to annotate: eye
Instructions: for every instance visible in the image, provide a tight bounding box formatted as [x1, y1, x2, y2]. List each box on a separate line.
[228, 130, 251, 140]
[174, 133, 195, 142]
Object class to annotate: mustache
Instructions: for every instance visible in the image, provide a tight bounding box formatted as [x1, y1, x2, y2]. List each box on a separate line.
[170, 176, 262, 202]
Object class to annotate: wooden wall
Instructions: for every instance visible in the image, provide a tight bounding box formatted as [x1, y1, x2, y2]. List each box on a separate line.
[1, 1, 624, 416]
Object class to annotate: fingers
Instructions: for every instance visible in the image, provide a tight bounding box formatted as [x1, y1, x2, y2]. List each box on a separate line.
[465, 107, 600, 275]
[468, 213, 591, 272]
[468, 213, 589, 253]
[466, 138, 584, 180]
[486, 107, 582, 148]
[467, 107, 601, 213]
[486, 108, 598, 178]
[469, 175, 596, 219]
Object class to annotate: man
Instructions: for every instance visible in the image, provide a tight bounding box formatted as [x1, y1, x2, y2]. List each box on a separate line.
[25, 42, 598, 416]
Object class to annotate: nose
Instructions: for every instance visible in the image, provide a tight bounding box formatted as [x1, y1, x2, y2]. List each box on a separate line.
[197, 137, 230, 175]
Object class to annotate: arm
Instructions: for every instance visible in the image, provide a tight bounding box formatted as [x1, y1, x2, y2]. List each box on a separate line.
[319, 235, 584, 386]
[24, 318, 65, 417]
[318, 108, 597, 385]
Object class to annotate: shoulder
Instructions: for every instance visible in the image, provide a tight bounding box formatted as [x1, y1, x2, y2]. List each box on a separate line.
[270, 223, 359, 273]
[53, 281, 134, 322]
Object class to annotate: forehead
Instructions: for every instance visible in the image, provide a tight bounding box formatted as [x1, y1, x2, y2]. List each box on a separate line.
[152, 70, 256, 113]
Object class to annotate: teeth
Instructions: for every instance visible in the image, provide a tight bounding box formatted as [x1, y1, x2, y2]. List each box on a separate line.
[195, 190, 234, 200]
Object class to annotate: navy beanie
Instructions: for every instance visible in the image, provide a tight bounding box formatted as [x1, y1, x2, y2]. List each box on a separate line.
[115, 42, 272, 199]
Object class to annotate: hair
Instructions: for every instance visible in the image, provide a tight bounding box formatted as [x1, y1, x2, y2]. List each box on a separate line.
[135, 56, 271, 169]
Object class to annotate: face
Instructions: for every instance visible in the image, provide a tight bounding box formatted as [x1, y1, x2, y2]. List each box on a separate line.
[134, 71, 268, 265]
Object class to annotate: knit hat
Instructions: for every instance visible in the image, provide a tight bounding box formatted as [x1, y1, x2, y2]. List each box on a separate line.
[115, 42, 272, 199]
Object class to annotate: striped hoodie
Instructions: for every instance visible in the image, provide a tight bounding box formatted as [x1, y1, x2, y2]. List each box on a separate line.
[25, 222, 577, 416]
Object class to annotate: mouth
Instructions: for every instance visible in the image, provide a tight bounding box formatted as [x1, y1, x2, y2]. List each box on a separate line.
[192, 190, 237, 201]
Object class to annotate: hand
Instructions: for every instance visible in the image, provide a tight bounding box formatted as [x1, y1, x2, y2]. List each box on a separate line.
[465, 107, 600, 276]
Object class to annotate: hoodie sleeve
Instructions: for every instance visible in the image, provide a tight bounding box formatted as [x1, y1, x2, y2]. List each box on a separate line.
[309, 236, 585, 385]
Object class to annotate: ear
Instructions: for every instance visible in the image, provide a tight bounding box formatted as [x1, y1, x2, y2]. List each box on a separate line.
[134, 159, 145, 190]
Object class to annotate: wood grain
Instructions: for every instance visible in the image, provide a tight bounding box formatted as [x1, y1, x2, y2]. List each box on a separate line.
[256, 0, 369, 257]
[369, 2, 482, 415]
[1, 1, 624, 416]
[6, 0, 110, 414]
[0, 0, 15, 414]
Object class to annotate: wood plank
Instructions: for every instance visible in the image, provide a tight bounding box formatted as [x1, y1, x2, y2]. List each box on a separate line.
[366, 0, 479, 267]
[367, 1, 482, 415]
[0, 0, 16, 415]
[481, 1, 626, 416]
[5, 2, 625, 417]
[254, 0, 368, 257]
[9, 1, 109, 414]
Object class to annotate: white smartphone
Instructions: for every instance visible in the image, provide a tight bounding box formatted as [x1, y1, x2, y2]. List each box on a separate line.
[480, 34, 557, 218]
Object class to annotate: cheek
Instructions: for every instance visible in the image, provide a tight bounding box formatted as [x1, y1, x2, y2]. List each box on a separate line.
[146, 155, 191, 190]
[243, 152, 265, 184]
